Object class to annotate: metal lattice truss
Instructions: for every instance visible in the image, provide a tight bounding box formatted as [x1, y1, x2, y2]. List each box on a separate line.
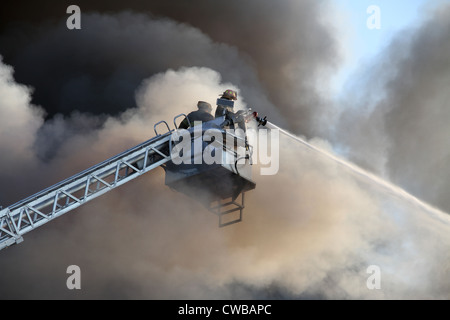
[0, 132, 172, 250]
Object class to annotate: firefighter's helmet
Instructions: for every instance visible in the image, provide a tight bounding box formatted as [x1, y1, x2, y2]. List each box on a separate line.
[221, 89, 237, 100]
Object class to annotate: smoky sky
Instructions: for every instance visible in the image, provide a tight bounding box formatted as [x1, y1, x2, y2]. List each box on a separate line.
[0, 0, 338, 137]
[0, 1, 450, 300]
[332, 3, 450, 214]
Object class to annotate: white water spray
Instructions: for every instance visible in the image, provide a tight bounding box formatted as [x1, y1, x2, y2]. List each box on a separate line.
[265, 121, 450, 225]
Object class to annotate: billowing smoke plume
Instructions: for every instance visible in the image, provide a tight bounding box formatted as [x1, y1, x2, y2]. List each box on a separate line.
[0, 0, 340, 137]
[333, 4, 450, 214]
[0, 1, 449, 300]
[2, 61, 449, 299]
[0, 57, 46, 204]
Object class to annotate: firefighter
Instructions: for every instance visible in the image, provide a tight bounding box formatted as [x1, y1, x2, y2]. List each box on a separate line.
[216, 89, 246, 129]
[178, 101, 214, 129]
[214, 89, 250, 150]
[215, 89, 238, 118]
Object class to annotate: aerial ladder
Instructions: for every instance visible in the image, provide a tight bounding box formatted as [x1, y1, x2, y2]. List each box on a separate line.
[0, 109, 268, 251]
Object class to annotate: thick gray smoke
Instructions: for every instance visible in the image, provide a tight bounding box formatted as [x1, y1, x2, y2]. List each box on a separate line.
[333, 4, 450, 214]
[0, 1, 449, 300]
[0, 0, 340, 137]
[0, 57, 46, 205]
[2, 62, 449, 299]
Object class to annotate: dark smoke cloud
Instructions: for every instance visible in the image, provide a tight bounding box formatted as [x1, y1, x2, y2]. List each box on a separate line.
[384, 7, 450, 213]
[0, 11, 279, 164]
[0, 0, 338, 199]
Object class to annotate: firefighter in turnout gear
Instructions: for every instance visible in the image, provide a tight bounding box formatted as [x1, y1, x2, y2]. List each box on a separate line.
[178, 101, 214, 129]
[215, 89, 238, 118]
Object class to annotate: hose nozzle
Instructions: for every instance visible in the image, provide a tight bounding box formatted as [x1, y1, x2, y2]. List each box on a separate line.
[252, 112, 268, 127]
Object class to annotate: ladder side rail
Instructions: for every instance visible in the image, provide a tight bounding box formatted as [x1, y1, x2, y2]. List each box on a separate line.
[13, 135, 171, 212]
[7, 132, 172, 211]
[0, 134, 173, 250]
